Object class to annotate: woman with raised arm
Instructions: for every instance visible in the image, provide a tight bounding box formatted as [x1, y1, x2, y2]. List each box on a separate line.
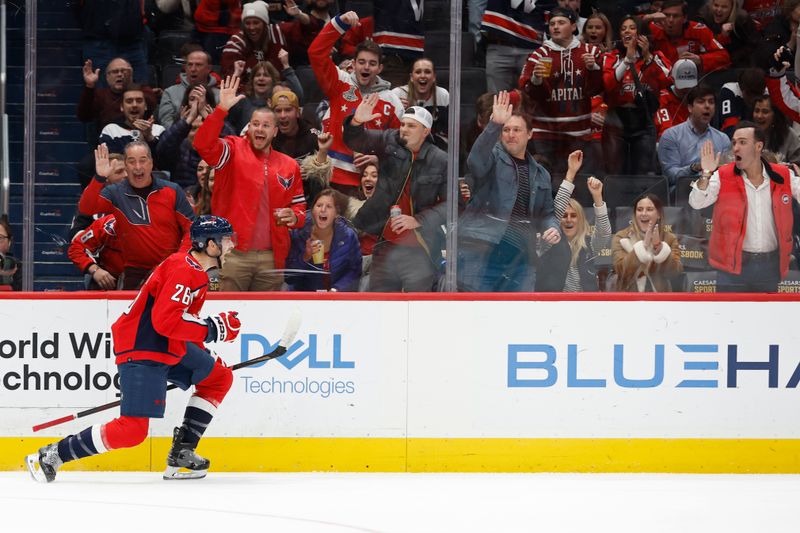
[537, 150, 612, 291]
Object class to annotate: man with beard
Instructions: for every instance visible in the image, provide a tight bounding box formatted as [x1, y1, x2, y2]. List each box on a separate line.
[194, 76, 307, 291]
[271, 89, 318, 162]
[658, 84, 731, 189]
[344, 94, 449, 292]
[309, 11, 404, 196]
[98, 86, 165, 156]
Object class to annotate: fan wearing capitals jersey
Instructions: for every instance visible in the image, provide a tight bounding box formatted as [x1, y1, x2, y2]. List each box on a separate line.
[309, 11, 404, 197]
[27, 216, 240, 483]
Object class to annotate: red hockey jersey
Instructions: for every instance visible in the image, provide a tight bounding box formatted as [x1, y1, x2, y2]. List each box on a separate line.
[655, 86, 690, 139]
[68, 214, 124, 276]
[112, 251, 211, 366]
[602, 50, 673, 109]
[309, 16, 404, 187]
[648, 20, 730, 74]
[519, 37, 604, 141]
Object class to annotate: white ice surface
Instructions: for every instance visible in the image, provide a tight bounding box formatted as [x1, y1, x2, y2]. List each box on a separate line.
[1, 472, 798, 533]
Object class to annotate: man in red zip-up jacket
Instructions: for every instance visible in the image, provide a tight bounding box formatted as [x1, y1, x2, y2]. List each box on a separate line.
[78, 142, 195, 289]
[194, 75, 306, 291]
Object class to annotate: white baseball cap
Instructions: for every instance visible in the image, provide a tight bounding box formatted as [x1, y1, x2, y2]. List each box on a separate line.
[673, 59, 698, 90]
[402, 106, 433, 129]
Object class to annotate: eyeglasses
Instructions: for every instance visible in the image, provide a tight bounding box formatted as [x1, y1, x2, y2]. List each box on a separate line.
[107, 68, 132, 76]
[0, 235, 9, 241]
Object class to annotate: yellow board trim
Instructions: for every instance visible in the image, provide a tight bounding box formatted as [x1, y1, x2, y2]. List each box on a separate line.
[5, 438, 800, 473]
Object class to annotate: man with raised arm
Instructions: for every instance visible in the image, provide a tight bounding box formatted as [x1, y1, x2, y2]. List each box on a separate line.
[309, 10, 404, 196]
[193, 76, 306, 291]
[344, 93, 449, 292]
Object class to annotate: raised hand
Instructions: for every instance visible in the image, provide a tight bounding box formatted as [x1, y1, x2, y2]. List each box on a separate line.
[233, 60, 245, 78]
[541, 227, 561, 245]
[352, 93, 382, 126]
[218, 75, 246, 111]
[317, 130, 333, 152]
[587, 176, 604, 204]
[278, 48, 290, 70]
[353, 153, 378, 168]
[132, 116, 155, 141]
[651, 223, 662, 250]
[490, 90, 513, 125]
[566, 150, 583, 180]
[94, 143, 112, 178]
[700, 139, 720, 174]
[637, 36, 651, 62]
[82, 59, 100, 88]
[339, 11, 360, 27]
[284, 0, 301, 17]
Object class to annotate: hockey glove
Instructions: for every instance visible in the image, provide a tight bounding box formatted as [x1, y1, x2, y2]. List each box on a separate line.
[205, 311, 241, 343]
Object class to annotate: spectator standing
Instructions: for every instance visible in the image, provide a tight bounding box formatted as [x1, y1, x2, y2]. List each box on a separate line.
[345, 95, 449, 292]
[689, 122, 800, 291]
[220, 0, 316, 82]
[271, 90, 318, 162]
[657, 84, 731, 188]
[371, 0, 427, 86]
[655, 58, 698, 139]
[581, 11, 613, 52]
[611, 193, 683, 292]
[646, 0, 731, 75]
[98, 86, 165, 157]
[752, 95, 800, 163]
[191, 0, 243, 63]
[602, 16, 672, 174]
[77, 58, 159, 137]
[392, 58, 450, 151]
[286, 189, 362, 291]
[78, 142, 195, 289]
[457, 91, 560, 292]
[75, 0, 149, 84]
[193, 76, 307, 291]
[519, 7, 604, 177]
[300, 131, 334, 206]
[480, 0, 557, 92]
[0, 219, 21, 291]
[696, 0, 760, 67]
[309, 11, 404, 196]
[191, 160, 215, 216]
[158, 50, 221, 129]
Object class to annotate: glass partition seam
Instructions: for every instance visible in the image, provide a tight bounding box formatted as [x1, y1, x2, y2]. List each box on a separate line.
[444, 0, 463, 292]
[22, 0, 35, 291]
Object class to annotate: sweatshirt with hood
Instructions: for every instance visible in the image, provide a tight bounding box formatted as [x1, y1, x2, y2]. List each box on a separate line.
[309, 15, 404, 187]
[519, 36, 604, 141]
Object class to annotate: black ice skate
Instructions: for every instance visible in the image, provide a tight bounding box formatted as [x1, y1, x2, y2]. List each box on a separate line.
[25, 443, 63, 483]
[163, 426, 210, 480]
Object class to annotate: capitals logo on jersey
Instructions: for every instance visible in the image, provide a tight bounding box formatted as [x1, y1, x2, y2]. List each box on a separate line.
[278, 173, 294, 190]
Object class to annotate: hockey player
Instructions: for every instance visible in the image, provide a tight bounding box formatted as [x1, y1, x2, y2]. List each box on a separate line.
[26, 215, 241, 482]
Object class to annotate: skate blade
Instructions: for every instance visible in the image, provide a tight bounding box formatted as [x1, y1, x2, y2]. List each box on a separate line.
[25, 453, 48, 483]
[163, 465, 208, 480]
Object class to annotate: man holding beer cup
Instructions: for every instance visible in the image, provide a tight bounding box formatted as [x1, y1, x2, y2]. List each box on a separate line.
[518, 6, 604, 177]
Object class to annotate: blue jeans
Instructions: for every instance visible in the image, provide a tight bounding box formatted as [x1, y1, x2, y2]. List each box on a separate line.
[716, 251, 780, 293]
[458, 238, 535, 292]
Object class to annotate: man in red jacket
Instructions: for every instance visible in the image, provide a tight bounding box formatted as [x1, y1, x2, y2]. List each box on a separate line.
[689, 122, 800, 292]
[27, 215, 240, 482]
[647, 0, 731, 75]
[194, 75, 306, 291]
[78, 142, 195, 289]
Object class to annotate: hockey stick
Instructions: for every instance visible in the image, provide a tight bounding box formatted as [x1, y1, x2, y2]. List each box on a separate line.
[32, 309, 303, 433]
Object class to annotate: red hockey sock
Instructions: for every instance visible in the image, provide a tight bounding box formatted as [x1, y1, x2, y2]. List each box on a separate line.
[101, 416, 149, 450]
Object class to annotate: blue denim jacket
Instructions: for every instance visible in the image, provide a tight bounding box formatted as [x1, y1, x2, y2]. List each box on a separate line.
[459, 121, 558, 244]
